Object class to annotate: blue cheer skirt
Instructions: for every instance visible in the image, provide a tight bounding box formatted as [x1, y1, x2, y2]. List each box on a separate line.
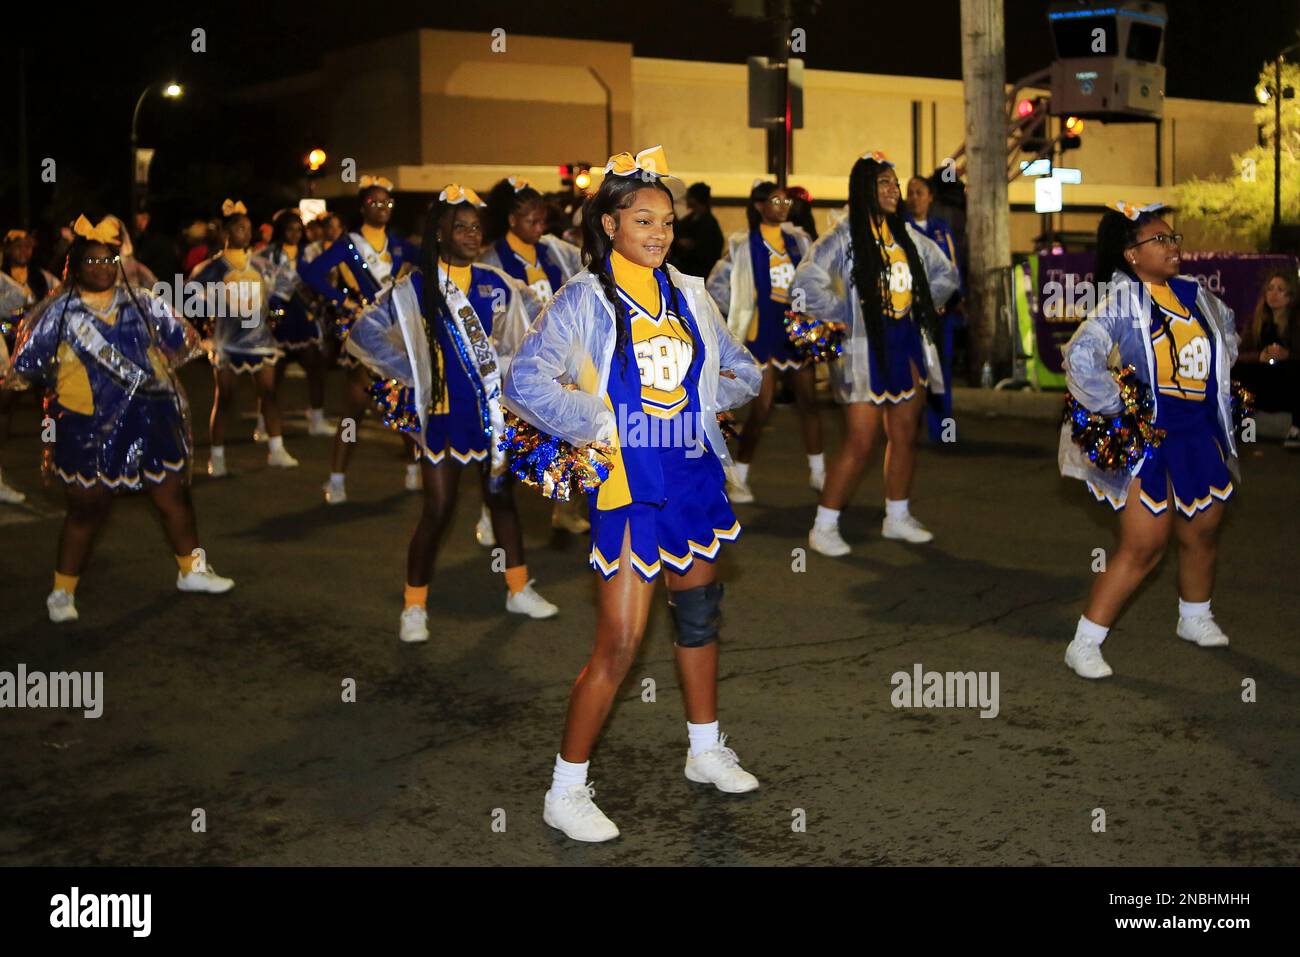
[52, 396, 188, 490]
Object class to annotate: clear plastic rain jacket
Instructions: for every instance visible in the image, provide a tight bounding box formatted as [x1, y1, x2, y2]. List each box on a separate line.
[706, 223, 813, 342]
[478, 234, 583, 292]
[1059, 270, 1241, 505]
[501, 265, 761, 469]
[790, 217, 960, 403]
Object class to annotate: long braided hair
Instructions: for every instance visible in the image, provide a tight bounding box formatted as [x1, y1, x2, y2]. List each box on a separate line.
[1095, 208, 1184, 393]
[417, 196, 476, 409]
[847, 157, 939, 371]
[579, 175, 696, 375]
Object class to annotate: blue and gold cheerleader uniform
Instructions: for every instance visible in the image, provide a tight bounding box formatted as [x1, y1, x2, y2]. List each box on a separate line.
[297, 224, 419, 369]
[1088, 279, 1234, 518]
[10, 285, 200, 489]
[254, 242, 320, 352]
[586, 252, 745, 581]
[707, 222, 810, 371]
[345, 260, 539, 466]
[866, 217, 930, 403]
[188, 247, 279, 373]
[479, 231, 581, 305]
[0, 260, 59, 355]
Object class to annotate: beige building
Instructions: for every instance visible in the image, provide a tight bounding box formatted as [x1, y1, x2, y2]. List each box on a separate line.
[239, 28, 1259, 252]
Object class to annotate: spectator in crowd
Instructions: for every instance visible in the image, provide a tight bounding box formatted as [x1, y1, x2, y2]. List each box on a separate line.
[181, 220, 215, 275]
[1235, 267, 1300, 448]
[131, 210, 179, 281]
[669, 182, 724, 278]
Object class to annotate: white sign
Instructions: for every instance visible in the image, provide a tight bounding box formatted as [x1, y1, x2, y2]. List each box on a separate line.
[1020, 158, 1052, 177]
[1052, 167, 1082, 184]
[1035, 176, 1063, 213]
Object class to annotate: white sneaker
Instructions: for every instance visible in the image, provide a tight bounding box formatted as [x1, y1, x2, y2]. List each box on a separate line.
[207, 457, 228, 478]
[323, 479, 347, 505]
[506, 580, 559, 619]
[475, 507, 496, 547]
[1283, 426, 1300, 449]
[726, 473, 755, 504]
[685, 733, 760, 793]
[267, 445, 299, 468]
[551, 502, 590, 534]
[882, 513, 934, 544]
[47, 589, 78, 623]
[404, 464, 421, 492]
[399, 605, 429, 643]
[0, 475, 25, 504]
[307, 416, 335, 437]
[808, 523, 851, 557]
[1177, 614, 1230, 648]
[1064, 637, 1113, 679]
[809, 469, 825, 492]
[543, 783, 620, 843]
[177, 564, 235, 594]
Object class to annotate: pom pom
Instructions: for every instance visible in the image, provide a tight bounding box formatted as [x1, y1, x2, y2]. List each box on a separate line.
[496, 411, 613, 502]
[717, 412, 740, 442]
[366, 378, 423, 434]
[1062, 365, 1165, 472]
[783, 311, 844, 363]
[1231, 379, 1255, 433]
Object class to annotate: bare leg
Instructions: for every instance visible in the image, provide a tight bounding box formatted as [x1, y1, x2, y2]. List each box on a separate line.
[209, 367, 237, 448]
[254, 365, 284, 438]
[480, 469, 524, 569]
[56, 483, 114, 576]
[819, 401, 884, 510]
[790, 363, 824, 456]
[1083, 478, 1174, 627]
[736, 365, 777, 464]
[665, 560, 719, 725]
[1173, 500, 1225, 603]
[881, 366, 925, 501]
[405, 454, 461, 587]
[144, 472, 200, 556]
[330, 366, 371, 474]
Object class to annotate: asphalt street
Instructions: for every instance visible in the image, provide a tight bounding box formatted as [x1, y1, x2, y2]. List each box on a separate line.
[1, 365, 1297, 865]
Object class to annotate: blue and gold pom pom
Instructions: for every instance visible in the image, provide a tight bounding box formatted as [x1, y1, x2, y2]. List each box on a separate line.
[497, 412, 612, 502]
[783, 311, 845, 363]
[367, 378, 423, 434]
[1063, 365, 1165, 472]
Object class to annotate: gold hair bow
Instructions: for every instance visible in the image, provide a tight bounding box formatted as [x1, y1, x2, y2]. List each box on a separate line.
[72, 215, 121, 245]
[4, 229, 28, 243]
[860, 150, 894, 167]
[359, 175, 394, 191]
[604, 145, 670, 179]
[221, 199, 248, 217]
[1110, 200, 1165, 222]
[439, 184, 485, 207]
[508, 175, 536, 193]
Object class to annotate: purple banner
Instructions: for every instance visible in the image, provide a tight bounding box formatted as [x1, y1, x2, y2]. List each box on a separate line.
[1032, 252, 1298, 374]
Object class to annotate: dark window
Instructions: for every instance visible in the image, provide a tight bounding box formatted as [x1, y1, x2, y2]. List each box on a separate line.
[1052, 16, 1118, 58]
[1126, 23, 1163, 63]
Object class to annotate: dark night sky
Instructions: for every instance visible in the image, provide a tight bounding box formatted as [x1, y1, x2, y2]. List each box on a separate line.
[3, 0, 1298, 236]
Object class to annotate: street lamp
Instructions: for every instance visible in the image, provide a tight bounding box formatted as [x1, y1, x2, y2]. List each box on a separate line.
[130, 81, 183, 218]
[1265, 43, 1300, 249]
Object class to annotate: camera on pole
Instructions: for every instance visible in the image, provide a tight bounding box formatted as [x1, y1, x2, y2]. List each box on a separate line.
[1047, 0, 1167, 121]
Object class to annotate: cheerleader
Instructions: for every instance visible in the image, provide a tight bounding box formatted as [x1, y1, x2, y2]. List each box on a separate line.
[5, 215, 233, 622]
[706, 180, 821, 501]
[503, 147, 763, 842]
[1060, 203, 1240, 679]
[346, 185, 559, 643]
[478, 175, 588, 542]
[794, 152, 958, 557]
[251, 210, 332, 439]
[298, 177, 421, 504]
[0, 229, 60, 504]
[190, 200, 299, 475]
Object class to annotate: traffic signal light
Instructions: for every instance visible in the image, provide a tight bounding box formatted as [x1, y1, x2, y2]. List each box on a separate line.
[1016, 97, 1050, 155]
[1061, 116, 1084, 150]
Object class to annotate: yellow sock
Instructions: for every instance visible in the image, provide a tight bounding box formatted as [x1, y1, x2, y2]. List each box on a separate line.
[404, 584, 428, 608]
[53, 571, 79, 595]
[176, 553, 199, 574]
[504, 565, 529, 595]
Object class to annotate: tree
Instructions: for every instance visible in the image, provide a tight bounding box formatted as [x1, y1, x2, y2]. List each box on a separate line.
[1175, 61, 1300, 249]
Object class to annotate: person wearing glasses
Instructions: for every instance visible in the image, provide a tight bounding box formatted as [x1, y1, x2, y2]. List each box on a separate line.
[5, 215, 234, 622]
[190, 200, 299, 476]
[298, 177, 421, 504]
[346, 186, 558, 643]
[793, 152, 959, 557]
[1060, 202, 1241, 679]
[707, 180, 821, 502]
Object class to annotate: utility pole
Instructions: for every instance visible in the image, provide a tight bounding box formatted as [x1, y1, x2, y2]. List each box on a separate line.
[770, 0, 793, 187]
[960, 0, 1012, 383]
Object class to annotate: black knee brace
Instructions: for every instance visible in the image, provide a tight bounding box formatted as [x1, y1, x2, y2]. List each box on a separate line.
[667, 582, 724, 647]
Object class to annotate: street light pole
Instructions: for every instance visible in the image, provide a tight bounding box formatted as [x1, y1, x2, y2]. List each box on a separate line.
[130, 83, 153, 219]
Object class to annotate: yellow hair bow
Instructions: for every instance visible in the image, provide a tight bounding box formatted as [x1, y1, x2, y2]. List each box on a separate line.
[439, 184, 485, 207]
[221, 199, 248, 217]
[604, 145, 670, 179]
[1111, 200, 1165, 222]
[72, 215, 121, 245]
[4, 229, 28, 243]
[359, 175, 395, 191]
[860, 150, 895, 168]
[508, 175, 536, 193]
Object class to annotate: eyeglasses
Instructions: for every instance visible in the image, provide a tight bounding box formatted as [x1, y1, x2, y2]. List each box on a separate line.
[365, 200, 395, 209]
[1128, 232, 1183, 250]
[83, 256, 121, 266]
[451, 223, 482, 234]
[766, 197, 793, 207]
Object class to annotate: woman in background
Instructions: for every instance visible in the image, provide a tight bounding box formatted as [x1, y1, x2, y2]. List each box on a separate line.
[1234, 267, 1299, 448]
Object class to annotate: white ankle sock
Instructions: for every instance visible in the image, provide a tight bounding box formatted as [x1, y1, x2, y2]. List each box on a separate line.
[732, 462, 750, 483]
[210, 445, 225, 460]
[406, 463, 419, 477]
[687, 720, 720, 757]
[1075, 615, 1110, 646]
[307, 408, 324, 426]
[808, 453, 825, 474]
[268, 435, 285, 453]
[550, 754, 588, 797]
[885, 498, 910, 519]
[1178, 598, 1211, 620]
[814, 505, 840, 530]
[329, 472, 345, 485]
